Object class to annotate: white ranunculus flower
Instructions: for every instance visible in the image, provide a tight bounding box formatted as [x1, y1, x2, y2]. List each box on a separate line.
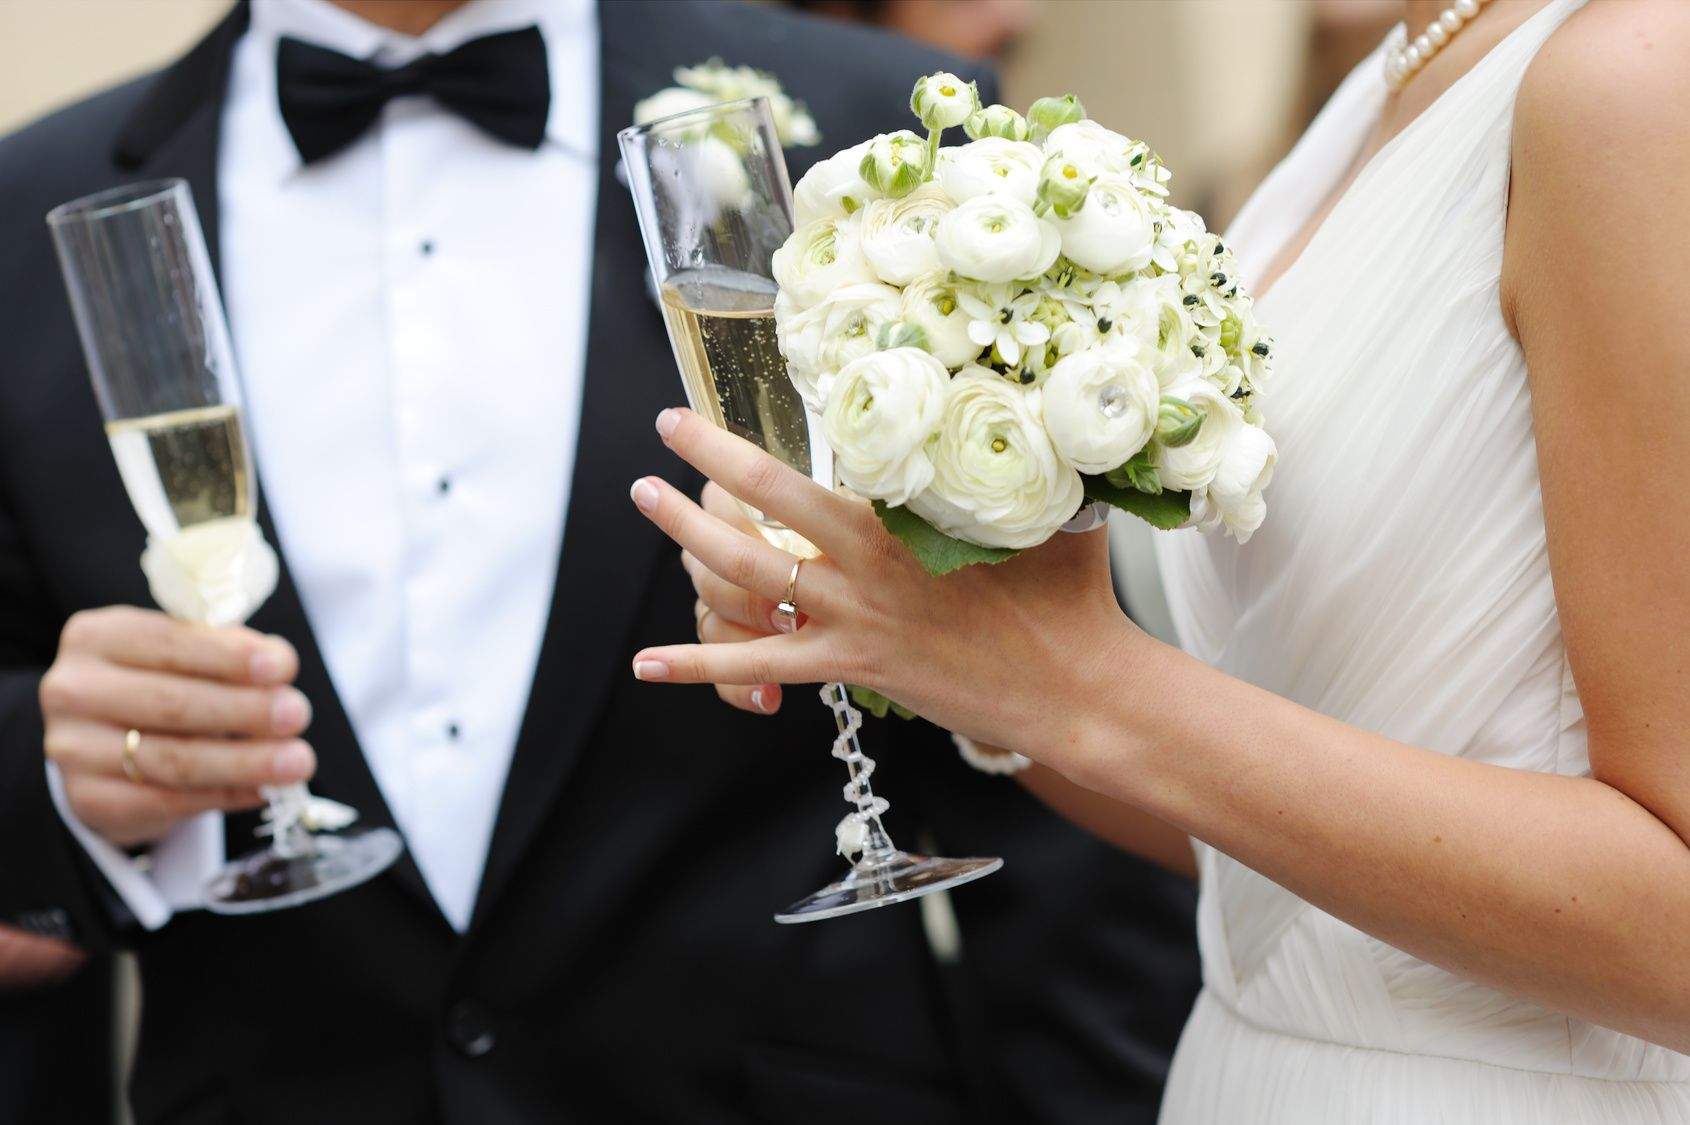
[771, 215, 877, 309]
[910, 72, 980, 131]
[1206, 422, 1276, 542]
[899, 272, 986, 368]
[778, 282, 903, 407]
[934, 138, 1044, 206]
[823, 348, 949, 506]
[857, 184, 952, 286]
[793, 140, 878, 226]
[1107, 273, 1207, 387]
[1043, 120, 1137, 176]
[907, 368, 1085, 549]
[1050, 174, 1155, 276]
[934, 195, 1061, 284]
[632, 86, 718, 129]
[1041, 339, 1160, 474]
[1157, 380, 1241, 492]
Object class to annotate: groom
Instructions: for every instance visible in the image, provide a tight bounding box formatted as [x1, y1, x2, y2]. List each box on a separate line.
[0, 1, 1197, 1121]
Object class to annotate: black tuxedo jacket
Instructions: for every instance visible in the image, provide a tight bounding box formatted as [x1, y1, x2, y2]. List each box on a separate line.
[0, 3, 1198, 1122]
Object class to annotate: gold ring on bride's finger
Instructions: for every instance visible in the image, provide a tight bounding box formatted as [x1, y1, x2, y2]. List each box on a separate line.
[773, 559, 803, 634]
[122, 729, 146, 785]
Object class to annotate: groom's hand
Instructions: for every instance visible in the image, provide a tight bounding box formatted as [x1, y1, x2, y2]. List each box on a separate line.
[39, 607, 316, 848]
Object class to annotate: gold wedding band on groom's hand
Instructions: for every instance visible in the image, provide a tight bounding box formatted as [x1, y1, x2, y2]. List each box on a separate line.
[121, 728, 146, 785]
[773, 559, 804, 634]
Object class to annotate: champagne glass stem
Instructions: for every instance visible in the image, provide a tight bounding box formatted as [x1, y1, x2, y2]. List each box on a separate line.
[257, 783, 317, 859]
[824, 683, 898, 865]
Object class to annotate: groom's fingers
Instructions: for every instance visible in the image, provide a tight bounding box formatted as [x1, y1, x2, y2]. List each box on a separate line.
[59, 605, 297, 685]
[44, 718, 317, 791]
[631, 476, 843, 614]
[654, 408, 867, 560]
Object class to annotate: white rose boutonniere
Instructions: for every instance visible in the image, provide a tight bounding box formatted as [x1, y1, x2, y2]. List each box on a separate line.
[641, 58, 820, 148]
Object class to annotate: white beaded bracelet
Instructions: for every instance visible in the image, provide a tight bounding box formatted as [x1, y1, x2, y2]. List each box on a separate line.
[952, 732, 1033, 776]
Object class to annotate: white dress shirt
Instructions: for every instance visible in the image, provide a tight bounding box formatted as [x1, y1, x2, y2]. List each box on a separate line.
[54, 0, 600, 932]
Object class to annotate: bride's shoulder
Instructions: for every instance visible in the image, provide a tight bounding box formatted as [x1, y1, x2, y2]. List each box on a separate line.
[1514, 0, 1690, 147]
[1502, 0, 1690, 339]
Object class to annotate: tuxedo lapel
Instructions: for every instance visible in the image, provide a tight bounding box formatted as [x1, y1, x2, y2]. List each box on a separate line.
[467, 4, 687, 933]
[109, 1, 441, 923]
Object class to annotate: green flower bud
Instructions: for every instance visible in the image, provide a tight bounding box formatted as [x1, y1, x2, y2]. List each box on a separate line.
[858, 130, 931, 198]
[1155, 396, 1204, 448]
[963, 103, 1030, 142]
[876, 320, 930, 351]
[910, 72, 980, 132]
[1036, 154, 1092, 219]
[1105, 447, 1162, 495]
[1026, 93, 1086, 142]
[1219, 312, 1243, 352]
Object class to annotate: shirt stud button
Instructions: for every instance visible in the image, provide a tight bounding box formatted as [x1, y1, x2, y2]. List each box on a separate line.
[437, 476, 451, 496]
[420, 239, 435, 256]
[447, 721, 461, 741]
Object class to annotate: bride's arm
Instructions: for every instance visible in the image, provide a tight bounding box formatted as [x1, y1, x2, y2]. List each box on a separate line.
[1018, 765, 1196, 877]
[628, 3, 1690, 1051]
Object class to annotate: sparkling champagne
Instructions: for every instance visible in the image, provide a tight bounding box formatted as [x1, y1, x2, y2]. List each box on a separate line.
[658, 266, 820, 556]
[105, 403, 251, 540]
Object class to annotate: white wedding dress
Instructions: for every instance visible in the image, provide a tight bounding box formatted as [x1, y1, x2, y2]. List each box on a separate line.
[1153, 1, 1690, 1120]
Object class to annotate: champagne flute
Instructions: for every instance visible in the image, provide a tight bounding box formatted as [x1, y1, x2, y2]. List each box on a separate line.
[620, 99, 1001, 923]
[48, 179, 403, 914]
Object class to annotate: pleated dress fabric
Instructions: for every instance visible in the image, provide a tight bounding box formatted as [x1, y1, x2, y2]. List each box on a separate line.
[1154, 2, 1690, 1120]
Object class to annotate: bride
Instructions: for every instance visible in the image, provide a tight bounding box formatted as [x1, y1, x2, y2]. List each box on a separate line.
[626, 0, 1690, 1118]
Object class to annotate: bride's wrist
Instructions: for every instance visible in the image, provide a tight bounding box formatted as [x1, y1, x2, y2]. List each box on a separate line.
[1056, 622, 1185, 800]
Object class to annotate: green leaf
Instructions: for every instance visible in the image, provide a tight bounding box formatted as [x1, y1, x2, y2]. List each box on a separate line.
[1083, 475, 1192, 530]
[873, 501, 1019, 576]
[849, 685, 916, 721]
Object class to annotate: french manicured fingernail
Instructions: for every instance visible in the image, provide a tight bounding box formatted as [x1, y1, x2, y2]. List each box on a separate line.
[272, 689, 311, 732]
[752, 687, 781, 714]
[633, 659, 669, 681]
[273, 741, 315, 782]
[630, 478, 659, 513]
[250, 640, 290, 682]
[655, 408, 681, 439]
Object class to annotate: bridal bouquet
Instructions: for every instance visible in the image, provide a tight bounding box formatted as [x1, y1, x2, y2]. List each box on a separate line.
[773, 74, 1278, 574]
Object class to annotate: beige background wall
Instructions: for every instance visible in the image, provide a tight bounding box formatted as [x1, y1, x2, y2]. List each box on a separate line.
[0, 0, 230, 134]
[0, 0, 1306, 216]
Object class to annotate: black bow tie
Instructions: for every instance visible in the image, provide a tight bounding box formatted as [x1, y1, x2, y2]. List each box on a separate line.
[277, 25, 551, 164]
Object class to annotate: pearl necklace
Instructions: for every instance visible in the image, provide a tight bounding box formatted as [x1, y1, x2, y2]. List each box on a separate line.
[1384, 0, 1489, 90]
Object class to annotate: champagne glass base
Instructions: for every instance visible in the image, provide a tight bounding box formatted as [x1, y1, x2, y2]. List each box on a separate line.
[203, 827, 404, 915]
[773, 852, 1002, 924]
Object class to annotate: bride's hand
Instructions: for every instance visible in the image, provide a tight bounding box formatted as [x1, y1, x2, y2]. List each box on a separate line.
[629, 407, 1139, 760]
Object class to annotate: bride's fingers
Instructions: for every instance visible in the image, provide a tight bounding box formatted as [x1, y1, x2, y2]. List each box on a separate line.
[632, 475, 845, 613]
[701, 482, 758, 534]
[683, 552, 788, 635]
[655, 408, 868, 560]
[695, 605, 782, 715]
[632, 633, 832, 687]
